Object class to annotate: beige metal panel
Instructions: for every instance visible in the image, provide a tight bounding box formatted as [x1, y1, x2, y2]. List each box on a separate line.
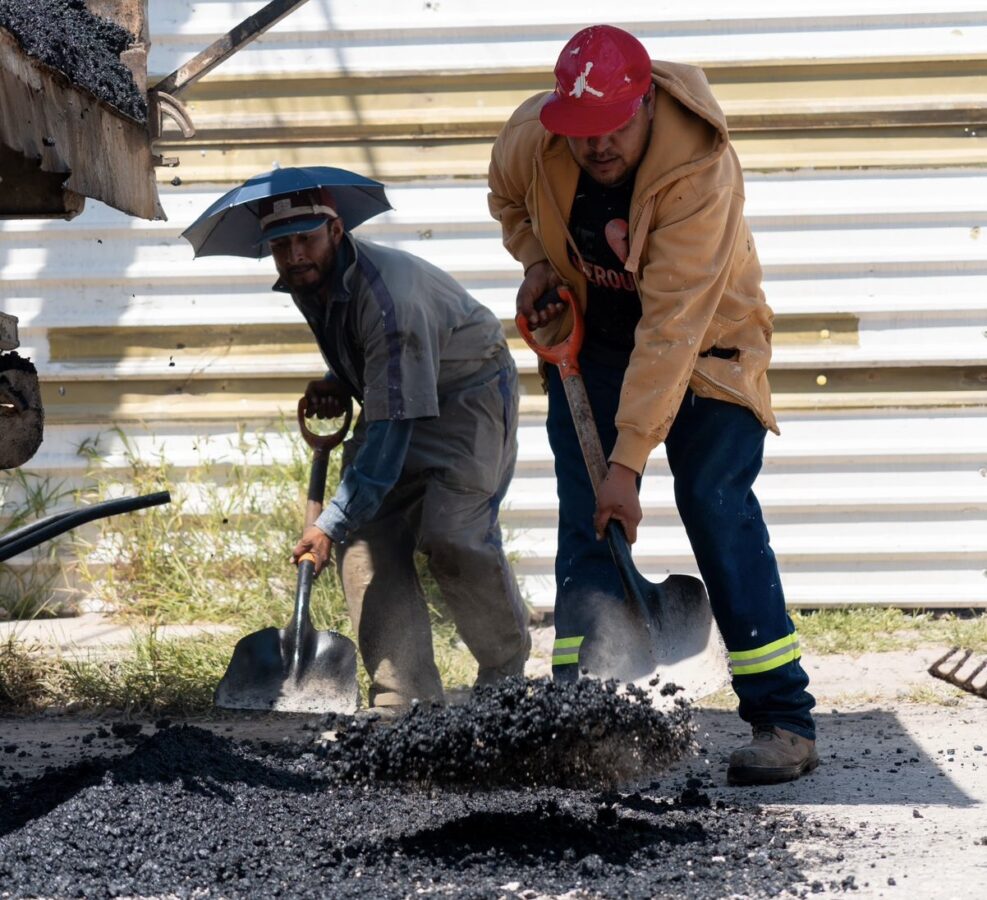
[13, 409, 987, 610]
[6, 170, 986, 429]
[150, 132, 987, 184]
[158, 64, 987, 141]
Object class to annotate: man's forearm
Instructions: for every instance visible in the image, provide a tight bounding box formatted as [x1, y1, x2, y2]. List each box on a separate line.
[315, 418, 413, 542]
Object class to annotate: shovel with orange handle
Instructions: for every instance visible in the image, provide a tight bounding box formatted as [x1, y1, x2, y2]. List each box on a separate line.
[516, 287, 729, 701]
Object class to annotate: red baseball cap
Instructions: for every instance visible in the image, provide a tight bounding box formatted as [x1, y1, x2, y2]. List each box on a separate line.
[539, 25, 652, 138]
[258, 186, 339, 242]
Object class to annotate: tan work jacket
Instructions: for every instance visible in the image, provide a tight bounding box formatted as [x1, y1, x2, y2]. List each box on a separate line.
[488, 60, 779, 475]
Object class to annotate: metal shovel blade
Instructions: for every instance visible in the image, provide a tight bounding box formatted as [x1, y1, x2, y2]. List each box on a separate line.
[214, 625, 359, 713]
[214, 558, 360, 714]
[515, 289, 729, 704]
[579, 523, 731, 705]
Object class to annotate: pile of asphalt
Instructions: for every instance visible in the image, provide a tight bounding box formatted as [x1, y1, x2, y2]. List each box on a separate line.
[0, 0, 146, 121]
[0, 724, 810, 899]
[0, 683, 821, 896]
[322, 677, 695, 788]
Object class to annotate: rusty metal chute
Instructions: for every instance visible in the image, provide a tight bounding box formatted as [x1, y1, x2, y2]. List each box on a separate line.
[0, 1, 161, 220]
[0, 0, 311, 222]
[0, 0, 312, 473]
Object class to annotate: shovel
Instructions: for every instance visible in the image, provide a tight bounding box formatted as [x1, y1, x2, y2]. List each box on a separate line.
[516, 288, 729, 701]
[214, 396, 360, 713]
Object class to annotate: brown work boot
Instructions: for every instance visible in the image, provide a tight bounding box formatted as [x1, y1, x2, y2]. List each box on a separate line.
[727, 724, 819, 786]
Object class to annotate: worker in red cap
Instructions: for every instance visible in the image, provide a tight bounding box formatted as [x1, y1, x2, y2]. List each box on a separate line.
[257, 180, 530, 714]
[488, 25, 817, 785]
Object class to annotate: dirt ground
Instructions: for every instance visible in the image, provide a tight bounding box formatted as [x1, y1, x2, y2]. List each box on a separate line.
[1, 632, 984, 898]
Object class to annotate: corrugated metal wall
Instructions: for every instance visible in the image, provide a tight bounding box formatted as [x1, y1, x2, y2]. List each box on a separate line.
[2, 2, 986, 609]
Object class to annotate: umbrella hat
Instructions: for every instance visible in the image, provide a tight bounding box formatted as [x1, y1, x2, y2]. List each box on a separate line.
[181, 166, 393, 259]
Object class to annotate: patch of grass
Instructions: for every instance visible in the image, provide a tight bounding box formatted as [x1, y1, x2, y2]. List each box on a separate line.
[0, 636, 60, 711]
[792, 608, 987, 655]
[897, 684, 966, 707]
[0, 469, 74, 619]
[75, 425, 350, 634]
[59, 630, 239, 716]
[68, 423, 477, 708]
[0, 631, 234, 716]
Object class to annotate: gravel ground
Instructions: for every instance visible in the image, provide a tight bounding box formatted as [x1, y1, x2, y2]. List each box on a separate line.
[0, 679, 818, 899]
[0, 0, 146, 121]
[0, 647, 983, 898]
[0, 727, 811, 899]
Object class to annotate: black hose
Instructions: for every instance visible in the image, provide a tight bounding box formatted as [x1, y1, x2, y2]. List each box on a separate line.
[0, 491, 171, 562]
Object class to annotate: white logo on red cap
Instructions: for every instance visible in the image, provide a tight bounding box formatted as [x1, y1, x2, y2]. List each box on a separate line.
[569, 61, 604, 100]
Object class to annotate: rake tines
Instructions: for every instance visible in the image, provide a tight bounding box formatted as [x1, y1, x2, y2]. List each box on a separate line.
[928, 647, 987, 699]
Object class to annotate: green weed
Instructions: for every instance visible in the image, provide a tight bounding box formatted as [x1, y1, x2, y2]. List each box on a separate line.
[792, 607, 987, 655]
[0, 469, 74, 618]
[70, 422, 478, 705]
[58, 629, 238, 716]
[0, 636, 60, 711]
[74, 425, 351, 633]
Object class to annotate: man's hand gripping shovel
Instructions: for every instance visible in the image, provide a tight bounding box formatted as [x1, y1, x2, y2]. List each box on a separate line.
[214, 397, 360, 713]
[516, 288, 729, 703]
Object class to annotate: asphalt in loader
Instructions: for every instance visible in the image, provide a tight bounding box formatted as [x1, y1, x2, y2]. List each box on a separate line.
[0, 678, 812, 898]
[0, 0, 147, 121]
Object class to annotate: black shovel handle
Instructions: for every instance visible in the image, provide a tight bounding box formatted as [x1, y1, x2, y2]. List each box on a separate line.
[285, 551, 318, 674]
[297, 395, 352, 453]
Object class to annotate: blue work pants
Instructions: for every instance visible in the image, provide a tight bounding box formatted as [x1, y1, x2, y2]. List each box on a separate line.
[545, 357, 816, 739]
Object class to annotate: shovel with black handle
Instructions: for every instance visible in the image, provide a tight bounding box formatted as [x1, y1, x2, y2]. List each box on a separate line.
[516, 288, 729, 702]
[214, 396, 360, 713]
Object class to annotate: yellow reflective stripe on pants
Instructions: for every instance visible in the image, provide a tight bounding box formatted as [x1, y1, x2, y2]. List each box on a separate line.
[553, 635, 584, 666]
[730, 633, 802, 676]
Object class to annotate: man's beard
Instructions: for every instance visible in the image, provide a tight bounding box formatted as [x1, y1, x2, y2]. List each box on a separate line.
[290, 260, 334, 300]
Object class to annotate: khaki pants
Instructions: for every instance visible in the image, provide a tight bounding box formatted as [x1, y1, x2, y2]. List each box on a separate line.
[337, 364, 530, 708]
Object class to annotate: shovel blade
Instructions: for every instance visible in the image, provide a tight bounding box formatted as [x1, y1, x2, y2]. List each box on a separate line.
[214, 626, 360, 713]
[580, 572, 730, 705]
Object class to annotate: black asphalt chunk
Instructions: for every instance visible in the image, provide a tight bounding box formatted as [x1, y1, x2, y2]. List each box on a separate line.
[0, 683, 814, 898]
[0, 353, 36, 375]
[110, 721, 143, 739]
[0, 0, 146, 121]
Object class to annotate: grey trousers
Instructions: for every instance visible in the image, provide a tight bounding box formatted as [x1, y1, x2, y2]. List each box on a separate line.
[337, 363, 530, 708]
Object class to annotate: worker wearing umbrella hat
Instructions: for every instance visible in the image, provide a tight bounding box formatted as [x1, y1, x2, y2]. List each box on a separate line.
[201, 173, 531, 713]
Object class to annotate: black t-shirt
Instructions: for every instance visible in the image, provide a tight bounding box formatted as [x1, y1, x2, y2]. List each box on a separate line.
[567, 169, 642, 367]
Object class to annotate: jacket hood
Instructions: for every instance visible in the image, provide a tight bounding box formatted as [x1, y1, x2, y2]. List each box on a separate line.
[637, 60, 729, 196]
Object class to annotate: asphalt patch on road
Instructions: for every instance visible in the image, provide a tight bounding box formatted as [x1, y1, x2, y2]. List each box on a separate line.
[0, 680, 813, 898]
[0, 0, 147, 121]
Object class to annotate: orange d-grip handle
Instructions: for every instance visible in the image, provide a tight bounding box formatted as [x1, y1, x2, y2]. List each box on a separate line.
[514, 287, 584, 379]
[298, 552, 317, 566]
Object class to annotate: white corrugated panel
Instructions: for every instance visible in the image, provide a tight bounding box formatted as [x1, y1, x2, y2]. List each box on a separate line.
[7, 172, 987, 375]
[146, 2, 987, 75]
[4, 170, 985, 608]
[1, 3, 985, 611]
